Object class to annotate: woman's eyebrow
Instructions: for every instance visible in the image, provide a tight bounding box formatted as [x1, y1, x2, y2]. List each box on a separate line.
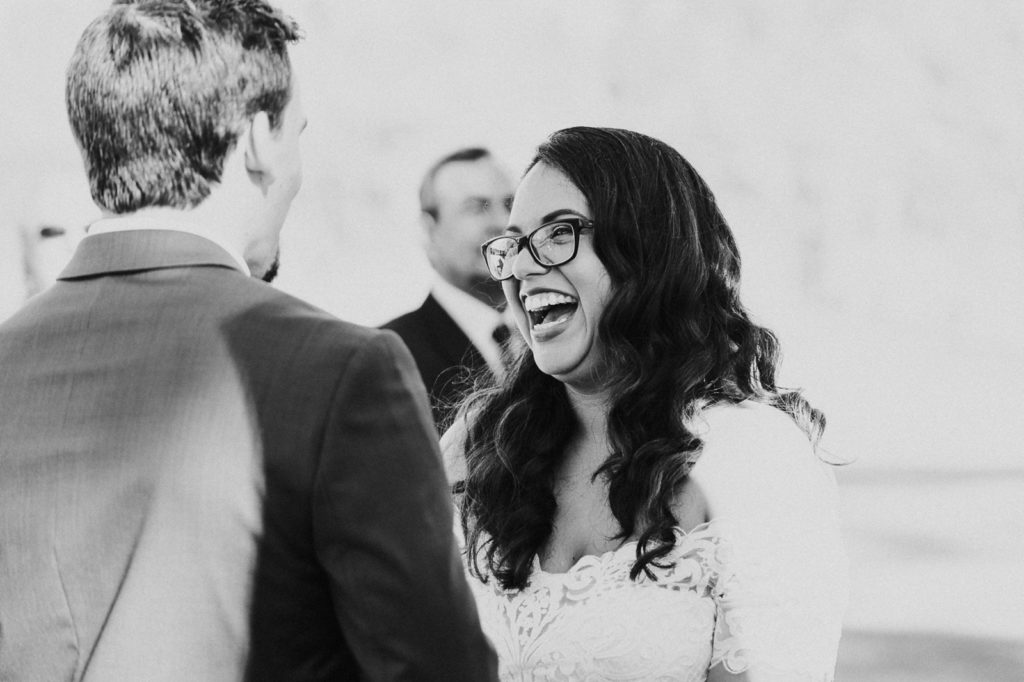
[507, 209, 588, 234]
[539, 209, 587, 223]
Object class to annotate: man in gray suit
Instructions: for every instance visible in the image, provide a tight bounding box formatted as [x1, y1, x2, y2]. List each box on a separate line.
[0, 2, 496, 680]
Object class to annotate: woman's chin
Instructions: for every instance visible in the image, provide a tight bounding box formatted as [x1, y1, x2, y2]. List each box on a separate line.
[535, 356, 603, 393]
[532, 344, 579, 379]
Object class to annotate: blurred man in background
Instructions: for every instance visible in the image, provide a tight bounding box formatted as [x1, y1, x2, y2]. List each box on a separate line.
[383, 147, 515, 431]
[21, 223, 84, 297]
[0, 175, 93, 321]
[0, 218, 27, 321]
[0, 2, 495, 680]
[17, 173, 95, 299]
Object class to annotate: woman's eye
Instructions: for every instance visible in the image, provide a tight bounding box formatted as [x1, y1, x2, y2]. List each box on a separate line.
[548, 225, 574, 242]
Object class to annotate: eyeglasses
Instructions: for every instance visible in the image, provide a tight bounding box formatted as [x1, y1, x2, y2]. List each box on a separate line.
[480, 217, 594, 281]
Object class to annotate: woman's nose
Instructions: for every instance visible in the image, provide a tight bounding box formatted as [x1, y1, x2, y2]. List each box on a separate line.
[510, 243, 549, 280]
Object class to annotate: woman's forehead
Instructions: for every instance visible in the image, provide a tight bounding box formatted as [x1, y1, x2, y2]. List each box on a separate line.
[510, 164, 589, 227]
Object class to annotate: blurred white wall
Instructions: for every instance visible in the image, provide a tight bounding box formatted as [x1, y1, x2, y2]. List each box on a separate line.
[2, 2, 1023, 674]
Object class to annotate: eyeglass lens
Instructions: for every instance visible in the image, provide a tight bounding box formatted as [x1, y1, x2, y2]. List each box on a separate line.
[483, 221, 580, 280]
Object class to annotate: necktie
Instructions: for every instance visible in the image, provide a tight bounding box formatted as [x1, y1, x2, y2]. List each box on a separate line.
[492, 323, 512, 375]
[492, 323, 511, 346]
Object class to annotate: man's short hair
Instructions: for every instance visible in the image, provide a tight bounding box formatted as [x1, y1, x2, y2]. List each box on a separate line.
[66, 0, 300, 213]
[418, 147, 492, 220]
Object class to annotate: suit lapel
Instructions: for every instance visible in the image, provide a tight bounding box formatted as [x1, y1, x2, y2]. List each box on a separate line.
[420, 294, 487, 372]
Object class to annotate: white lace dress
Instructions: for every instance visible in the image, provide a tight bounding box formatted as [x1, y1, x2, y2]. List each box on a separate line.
[460, 403, 849, 681]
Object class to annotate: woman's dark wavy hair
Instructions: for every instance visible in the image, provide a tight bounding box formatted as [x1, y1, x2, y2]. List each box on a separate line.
[459, 126, 826, 591]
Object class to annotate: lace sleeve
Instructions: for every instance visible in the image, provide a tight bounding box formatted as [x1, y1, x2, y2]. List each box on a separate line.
[707, 515, 847, 680]
[689, 402, 849, 681]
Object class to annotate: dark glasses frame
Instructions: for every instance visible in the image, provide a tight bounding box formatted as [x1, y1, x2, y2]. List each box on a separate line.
[480, 217, 595, 281]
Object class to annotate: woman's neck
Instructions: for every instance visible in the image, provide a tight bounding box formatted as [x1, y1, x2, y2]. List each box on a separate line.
[563, 386, 611, 471]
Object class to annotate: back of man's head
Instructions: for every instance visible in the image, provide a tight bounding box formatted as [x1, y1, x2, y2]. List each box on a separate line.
[66, 0, 300, 215]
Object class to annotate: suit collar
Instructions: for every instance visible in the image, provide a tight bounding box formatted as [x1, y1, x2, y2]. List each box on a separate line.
[59, 229, 245, 280]
[429, 281, 509, 376]
[420, 294, 482, 366]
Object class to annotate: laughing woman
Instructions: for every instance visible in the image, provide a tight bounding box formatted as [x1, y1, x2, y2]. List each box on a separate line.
[444, 127, 848, 681]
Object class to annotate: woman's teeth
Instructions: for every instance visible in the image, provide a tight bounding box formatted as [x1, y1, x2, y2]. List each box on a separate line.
[524, 292, 578, 328]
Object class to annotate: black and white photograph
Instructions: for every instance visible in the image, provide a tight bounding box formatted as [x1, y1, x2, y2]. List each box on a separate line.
[1, 2, 1022, 680]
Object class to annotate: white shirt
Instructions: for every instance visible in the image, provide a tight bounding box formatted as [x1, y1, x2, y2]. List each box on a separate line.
[87, 213, 251, 276]
[431, 276, 508, 377]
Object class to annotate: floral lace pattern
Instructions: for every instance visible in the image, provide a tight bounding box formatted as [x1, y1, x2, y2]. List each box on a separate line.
[467, 518, 847, 682]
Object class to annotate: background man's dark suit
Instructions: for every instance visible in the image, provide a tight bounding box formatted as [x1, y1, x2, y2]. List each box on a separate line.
[0, 230, 495, 680]
[382, 294, 489, 430]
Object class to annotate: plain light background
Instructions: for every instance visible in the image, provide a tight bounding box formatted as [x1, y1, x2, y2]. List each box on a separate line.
[2, 2, 1022, 677]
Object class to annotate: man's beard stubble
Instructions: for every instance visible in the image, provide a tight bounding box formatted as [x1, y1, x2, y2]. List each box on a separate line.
[473, 276, 506, 309]
[260, 251, 281, 283]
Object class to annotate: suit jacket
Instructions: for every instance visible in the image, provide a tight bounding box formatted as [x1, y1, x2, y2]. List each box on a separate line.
[0, 229, 496, 681]
[381, 295, 490, 432]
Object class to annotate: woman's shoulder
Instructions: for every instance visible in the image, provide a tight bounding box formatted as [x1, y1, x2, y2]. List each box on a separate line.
[694, 400, 812, 465]
[697, 398, 804, 439]
[687, 400, 835, 520]
[440, 412, 472, 486]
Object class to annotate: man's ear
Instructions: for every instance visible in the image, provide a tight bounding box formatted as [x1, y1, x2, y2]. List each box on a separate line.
[244, 111, 276, 189]
[419, 210, 440, 257]
[419, 209, 438, 235]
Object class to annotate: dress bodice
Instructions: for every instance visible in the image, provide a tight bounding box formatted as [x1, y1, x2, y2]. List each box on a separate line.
[459, 401, 849, 681]
[467, 517, 847, 682]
